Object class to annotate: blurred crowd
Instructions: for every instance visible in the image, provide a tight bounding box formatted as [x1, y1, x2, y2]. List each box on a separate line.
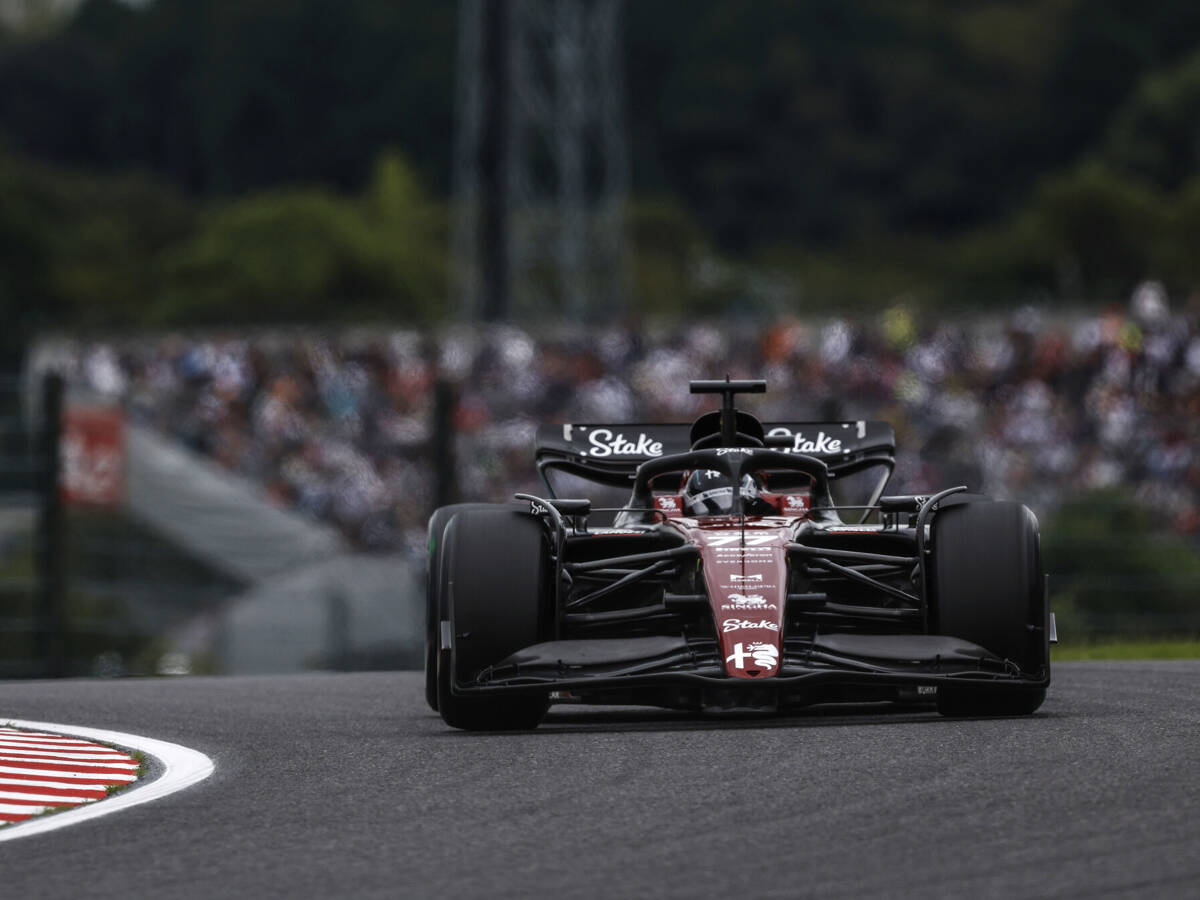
[56, 283, 1200, 554]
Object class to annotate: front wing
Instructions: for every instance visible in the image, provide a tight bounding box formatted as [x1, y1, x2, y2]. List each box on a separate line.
[445, 633, 1050, 712]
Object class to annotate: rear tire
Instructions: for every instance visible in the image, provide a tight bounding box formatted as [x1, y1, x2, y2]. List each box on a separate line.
[931, 500, 1049, 717]
[437, 507, 552, 730]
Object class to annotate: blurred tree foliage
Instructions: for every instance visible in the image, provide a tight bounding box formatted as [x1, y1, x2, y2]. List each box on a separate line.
[628, 0, 1200, 247]
[3, 0, 1200, 328]
[0, 142, 194, 332]
[1045, 490, 1200, 635]
[0, 0, 456, 195]
[1101, 50, 1200, 192]
[159, 153, 446, 322]
[0, 145, 445, 341]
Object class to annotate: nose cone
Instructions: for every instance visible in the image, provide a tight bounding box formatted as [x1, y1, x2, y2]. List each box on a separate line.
[693, 526, 790, 679]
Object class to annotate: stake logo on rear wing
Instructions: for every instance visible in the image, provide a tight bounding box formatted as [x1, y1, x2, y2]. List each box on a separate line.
[534, 420, 897, 511]
[578, 429, 665, 457]
[538, 421, 895, 465]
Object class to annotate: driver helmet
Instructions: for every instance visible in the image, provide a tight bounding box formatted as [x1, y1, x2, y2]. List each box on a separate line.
[681, 469, 771, 516]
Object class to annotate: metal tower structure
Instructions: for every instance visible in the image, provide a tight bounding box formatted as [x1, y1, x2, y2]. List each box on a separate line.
[452, 0, 629, 322]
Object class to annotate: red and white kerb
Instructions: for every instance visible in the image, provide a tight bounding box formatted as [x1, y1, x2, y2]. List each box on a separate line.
[0, 727, 140, 825]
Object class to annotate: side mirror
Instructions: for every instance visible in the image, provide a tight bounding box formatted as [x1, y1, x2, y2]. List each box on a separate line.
[878, 496, 924, 513]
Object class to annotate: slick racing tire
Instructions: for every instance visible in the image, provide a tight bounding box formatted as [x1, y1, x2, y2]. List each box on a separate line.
[437, 506, 552, 730]
[424, 503, 497, 711]
[931, 499, 1049, 717]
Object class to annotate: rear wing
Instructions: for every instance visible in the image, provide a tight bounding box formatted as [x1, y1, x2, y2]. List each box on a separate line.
[535, 420, 896, 493]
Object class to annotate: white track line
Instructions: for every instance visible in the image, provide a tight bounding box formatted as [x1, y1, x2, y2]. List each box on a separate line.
[0, 749, 137, 762]
[0, 796, 90, 811]
[0, 744, 131, 756]
[0, 719, 214, 842]
[0, 735, 132, 747]
[0, 765, 136, 781]
[0, 738, 113, 748]
[0, 777, 108, 791]
[0, 802, 56, 815]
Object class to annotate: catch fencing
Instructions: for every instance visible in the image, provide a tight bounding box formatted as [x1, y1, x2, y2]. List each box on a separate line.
[0, 374, 63, 677]
[0, 375, 249, 677]
[1, 371, 425, 679]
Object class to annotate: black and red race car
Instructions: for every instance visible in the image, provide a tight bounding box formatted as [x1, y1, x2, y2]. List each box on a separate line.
[425, 379, 1053, 730]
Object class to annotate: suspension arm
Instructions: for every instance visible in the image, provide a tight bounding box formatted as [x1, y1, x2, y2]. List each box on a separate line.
[803, 555, 922, 606]
[566, 559, 677, 610]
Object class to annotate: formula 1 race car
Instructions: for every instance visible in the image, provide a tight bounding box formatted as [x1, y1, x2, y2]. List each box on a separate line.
[425, 379, 1053, 730]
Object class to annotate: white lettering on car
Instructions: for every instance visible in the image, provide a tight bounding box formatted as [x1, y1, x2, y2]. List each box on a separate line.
[725, 642, 779, 670]
[585, 429, 664, 458]
[705, 533, 777, 547]
[721, 618, 780, 633]
[714, 552, 774, 563]
[791, 431, 842, 454]
[726, 593, 766, 605]
[728, 573, 763, 582]
[765, 426, 843, 455]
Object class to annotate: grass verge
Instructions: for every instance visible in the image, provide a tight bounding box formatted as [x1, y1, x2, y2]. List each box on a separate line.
[1052, 639, 1200, 660]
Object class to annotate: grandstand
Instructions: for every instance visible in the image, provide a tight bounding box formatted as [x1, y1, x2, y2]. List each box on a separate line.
[11, 292, 1199, 672]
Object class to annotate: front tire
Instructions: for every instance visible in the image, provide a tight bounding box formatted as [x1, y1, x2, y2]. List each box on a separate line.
[931, 500, 1049, 716]
[437, 507, 552, 730]
[424, 503, 497, 711]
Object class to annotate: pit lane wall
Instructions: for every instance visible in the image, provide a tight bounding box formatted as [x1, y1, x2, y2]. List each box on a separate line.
[126, 422, 346, 584]
[126, 422, 423, 673]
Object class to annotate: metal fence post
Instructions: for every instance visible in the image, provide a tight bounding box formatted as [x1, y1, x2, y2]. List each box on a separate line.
[34, 373, 66, 677]
[326, 589, 351, 672]
[433, 379, 458, 511]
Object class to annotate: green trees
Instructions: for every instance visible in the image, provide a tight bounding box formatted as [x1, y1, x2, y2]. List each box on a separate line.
[1, 0, 456, 194]
[620, 0, 1200, 307]
[160, 153, 446, 322]
[0, 147, 195, 333]
[0, 146, 446, 331]
[1103, 51, 1200, 192]
[1045, 490, 1200, 636]
[3, 0, 1200, 323]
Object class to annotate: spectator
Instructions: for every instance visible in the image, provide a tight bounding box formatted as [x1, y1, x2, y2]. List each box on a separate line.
[55, 287, 1200, 555]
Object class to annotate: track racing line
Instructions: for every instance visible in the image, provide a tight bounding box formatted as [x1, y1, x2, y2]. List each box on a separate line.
[0, 665, 1197, 898]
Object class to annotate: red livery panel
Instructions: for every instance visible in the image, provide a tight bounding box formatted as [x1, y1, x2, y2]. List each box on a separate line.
[683, 521, 793, 679]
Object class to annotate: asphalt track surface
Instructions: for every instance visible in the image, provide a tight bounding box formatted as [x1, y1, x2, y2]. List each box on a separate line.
[0, 662, 1197, 899]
